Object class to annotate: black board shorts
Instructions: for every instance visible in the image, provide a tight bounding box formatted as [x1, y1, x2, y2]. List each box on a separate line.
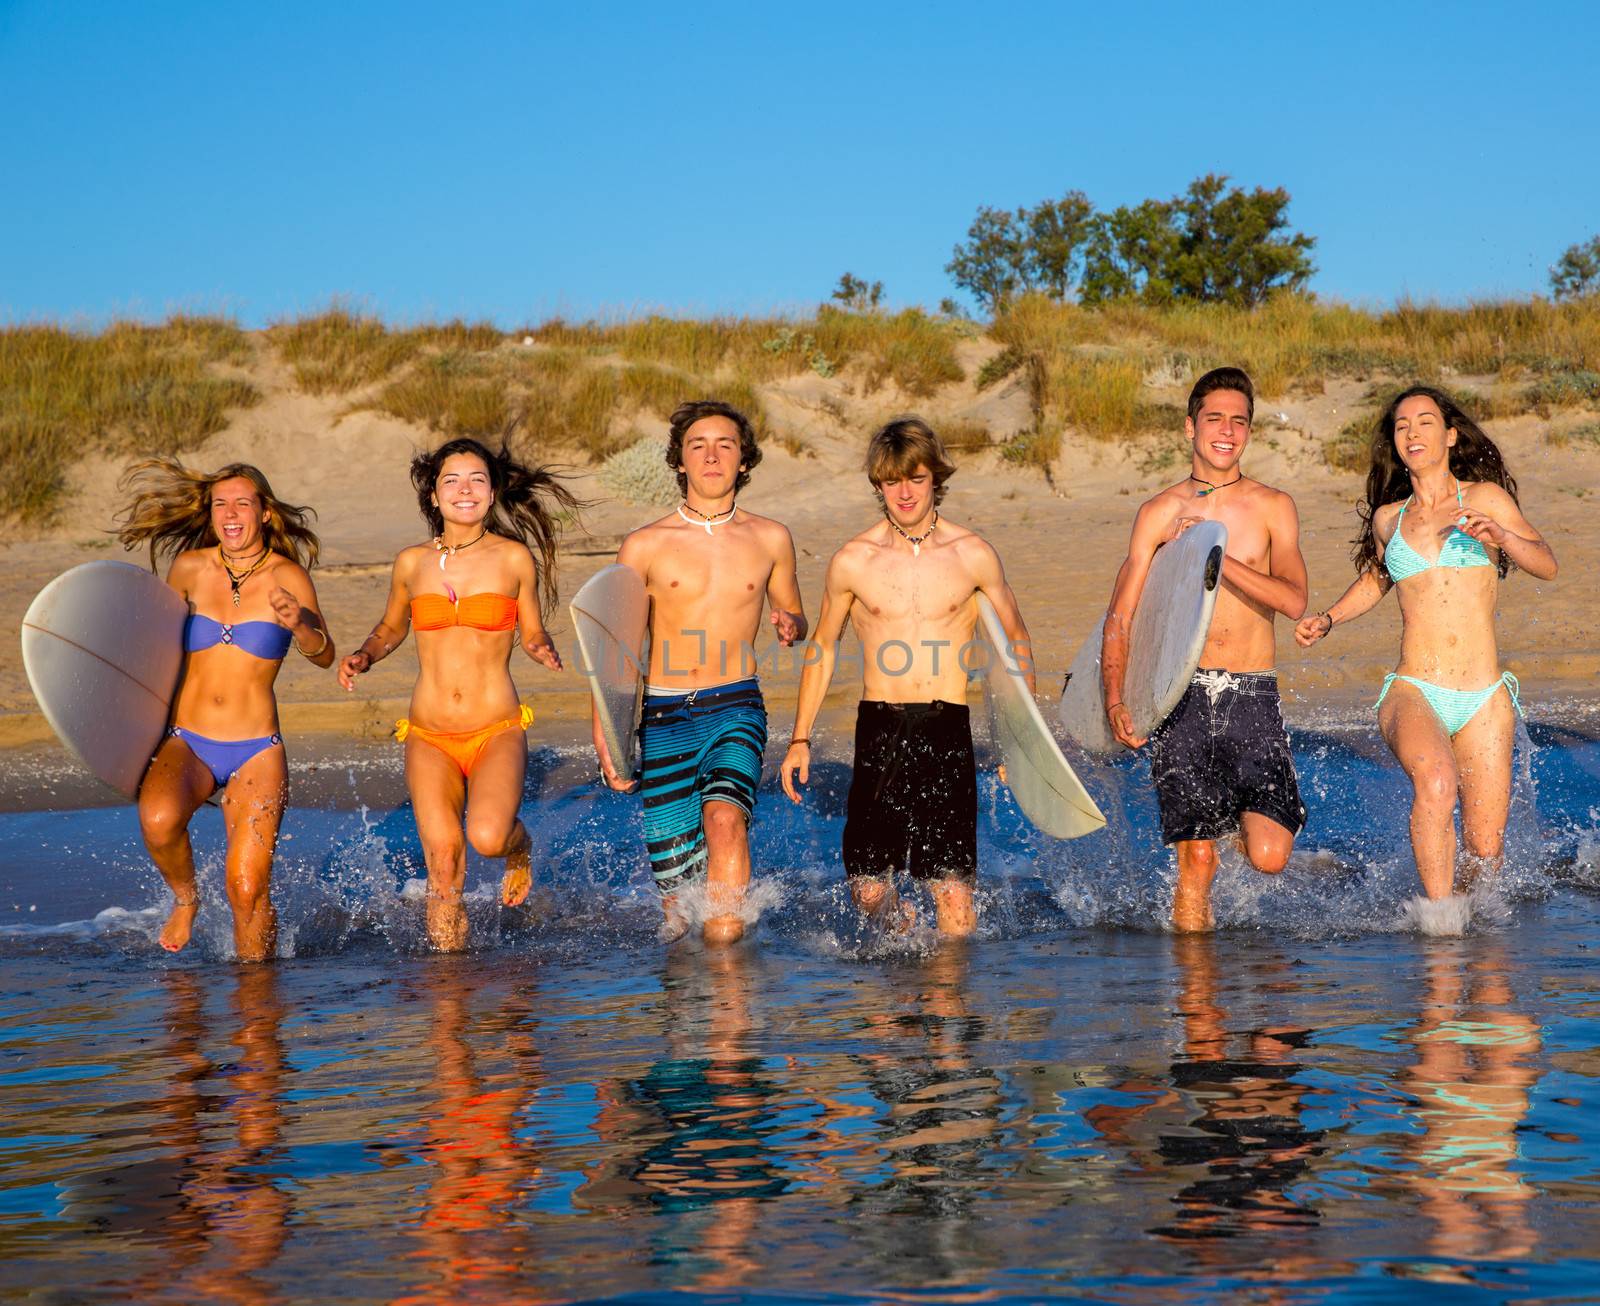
[842, 700, 978, 884]
[1148, 669, 1306, 846]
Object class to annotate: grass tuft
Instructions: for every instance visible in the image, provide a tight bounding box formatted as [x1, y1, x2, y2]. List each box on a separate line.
[0, 319, 260, 522]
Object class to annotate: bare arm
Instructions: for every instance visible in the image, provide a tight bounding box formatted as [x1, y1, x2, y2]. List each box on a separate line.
[969, 541, 1035, 696]
[1294, 567, 1391, 646]
[338, 555, 413, 690]
[1460, 484, 1558, 581]
[511, 546, 561, 671]
[780, 553, 856, 802]
[1218, 491, 1308, 620]
[269, 564, 337, 669]
[593, 531, 652, 791]
[765, 523, 808, 646]
[1102, 501, 1174, 748]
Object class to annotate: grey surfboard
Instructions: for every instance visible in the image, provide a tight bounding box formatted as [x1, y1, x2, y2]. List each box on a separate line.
[975, 594, 1105, 839]
[21, 561, 189, 799]
[570, 564, 650, 784]
[1058, 520, 1228, 755]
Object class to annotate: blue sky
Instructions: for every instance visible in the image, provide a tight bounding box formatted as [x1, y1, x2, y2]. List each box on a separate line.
[2, 0, 1596, 326]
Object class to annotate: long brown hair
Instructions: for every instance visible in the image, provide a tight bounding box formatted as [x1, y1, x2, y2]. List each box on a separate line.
[409, 436, 580, 617]
[1352, 385, 1520, 579]
[117, 458, 321, 571]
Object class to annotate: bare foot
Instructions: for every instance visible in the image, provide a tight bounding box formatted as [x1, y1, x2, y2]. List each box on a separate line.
[426, 888, 468, 952]
[702, 914, 746, 946]
[500, 844, 532, 908]
[160, 897, 199, 953]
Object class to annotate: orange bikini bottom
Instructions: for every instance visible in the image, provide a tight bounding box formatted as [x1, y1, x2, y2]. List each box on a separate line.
[395, 703, 534, 777]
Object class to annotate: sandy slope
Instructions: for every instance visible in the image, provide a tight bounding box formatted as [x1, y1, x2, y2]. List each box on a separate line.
[3, 337, 1595, 773]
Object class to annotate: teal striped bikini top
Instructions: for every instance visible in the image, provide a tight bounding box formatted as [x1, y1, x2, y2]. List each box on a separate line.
[1383, 479, 1493, 583]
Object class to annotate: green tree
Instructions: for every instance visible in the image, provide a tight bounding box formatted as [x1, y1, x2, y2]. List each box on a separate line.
[832, 272, 884, 311]
[1079, 175, 1315, 307]
[1551, 235, 1600, 300]
[945, 206, 1030, 313]
[1024, 191, 1095, 300]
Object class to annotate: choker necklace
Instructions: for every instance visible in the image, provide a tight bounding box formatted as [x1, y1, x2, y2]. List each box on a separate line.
[1189, 473, 1242, 497]
[219, 545, 269, 607]
[887, 510, 938, 557]
[433, 528, 487, 603]
[678, 501, 736, 534]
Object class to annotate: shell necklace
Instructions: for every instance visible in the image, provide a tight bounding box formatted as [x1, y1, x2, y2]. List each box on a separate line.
[677, 500, 737, 535]
[887, 510, 938, 557]
[433, 528, 486, 603]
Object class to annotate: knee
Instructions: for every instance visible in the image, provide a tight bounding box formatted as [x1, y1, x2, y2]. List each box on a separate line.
[702, 804, 747, 845]
[1413, 764, 1457, 808]
[227, 869, 271, 914]
[465, 815, 513, 858]
[1464, 828, 1504, 860]
[1249, 845, 1291, 875]
[851, 877, 888, 910]
[139, 801, 186, 850]
[1181, 842, 1218, 875]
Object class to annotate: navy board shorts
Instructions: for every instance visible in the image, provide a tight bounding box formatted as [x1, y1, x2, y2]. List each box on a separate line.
[638, 678, 767, 893]
[1147, 668, 1306, 845]
[842, 699, 978, 884]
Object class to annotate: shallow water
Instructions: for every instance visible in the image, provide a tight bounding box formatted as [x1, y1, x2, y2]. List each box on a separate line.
[2, 717, 1599, 1302]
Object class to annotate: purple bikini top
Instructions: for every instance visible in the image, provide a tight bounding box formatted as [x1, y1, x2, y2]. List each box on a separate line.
[183, 613, 293, 660]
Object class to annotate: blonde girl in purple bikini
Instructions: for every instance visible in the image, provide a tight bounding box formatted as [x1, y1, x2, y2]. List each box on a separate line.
[118, 460, 335, 960]
[1296, 387, 1557, 901]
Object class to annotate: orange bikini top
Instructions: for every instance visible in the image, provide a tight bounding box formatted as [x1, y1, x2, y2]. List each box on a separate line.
[410, 592, 518, 632]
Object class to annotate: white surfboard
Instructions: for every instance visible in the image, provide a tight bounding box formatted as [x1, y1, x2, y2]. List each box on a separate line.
[570, 564, 650, 784]
[1058, 520, 1228, 755]
[974, 594, 1105, 839]
[21, 561, 189, 799]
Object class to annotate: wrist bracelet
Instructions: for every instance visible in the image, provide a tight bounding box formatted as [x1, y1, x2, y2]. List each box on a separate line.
[791, 738, 811, 748]
[297, 626, 330, 659]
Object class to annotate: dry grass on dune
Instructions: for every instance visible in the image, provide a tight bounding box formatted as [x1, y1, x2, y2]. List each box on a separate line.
[990, 294, 1600, 468]
[0, 318, 260, 523]
[270, 307, 503, 393]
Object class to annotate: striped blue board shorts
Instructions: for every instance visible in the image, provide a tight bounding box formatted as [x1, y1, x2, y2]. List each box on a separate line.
[638, 677, 767, 893]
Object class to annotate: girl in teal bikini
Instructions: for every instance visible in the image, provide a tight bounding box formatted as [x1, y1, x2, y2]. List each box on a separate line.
[1296, 387, 1557, 901]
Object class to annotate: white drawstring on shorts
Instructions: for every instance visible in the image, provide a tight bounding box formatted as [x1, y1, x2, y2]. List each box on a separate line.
[1193, 669, 1241, 706]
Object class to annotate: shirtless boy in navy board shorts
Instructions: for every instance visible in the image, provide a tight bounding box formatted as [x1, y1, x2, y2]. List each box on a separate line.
[1101, 367, 1311, 932]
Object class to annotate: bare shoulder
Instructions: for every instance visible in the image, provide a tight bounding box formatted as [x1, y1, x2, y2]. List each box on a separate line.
[943, 518, 995, 558]
[737, 510, 796, 552]
[392, 543, 434, 586]
[169, 549, 208, 579]
[1241, 479, 1298, 516]
[1371, 498, 1406, 540]
[1462, 480, 1517, 513]
[488, 532, 536, 569]
[830, 531, 879, 579]
[1132, 486, 1188, 536]
[264, 552, 313, 589]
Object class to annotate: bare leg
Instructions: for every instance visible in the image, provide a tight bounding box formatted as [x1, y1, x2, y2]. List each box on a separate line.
[1453, 685, 1517, 893]
[138, 735, 216, 952]
[462, 726, 532, 907]
[1240, 812, 1294, 875]
[1379, 682, 1460, 899]
[931, 878, 975, 938]
[850, 876, 916, 932]
[701, 800, 750, 946]
[1172, 839, 1219, 933]
[218, 742, 287, 963]
[405, 737, 469, 951]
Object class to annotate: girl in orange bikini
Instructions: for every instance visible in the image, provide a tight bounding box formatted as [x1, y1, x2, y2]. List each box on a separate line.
[117, 459, 335, 962]
[338, 437, 577, 950]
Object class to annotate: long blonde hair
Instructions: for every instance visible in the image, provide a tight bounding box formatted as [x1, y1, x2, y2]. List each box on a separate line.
[116, 458, 321, 571]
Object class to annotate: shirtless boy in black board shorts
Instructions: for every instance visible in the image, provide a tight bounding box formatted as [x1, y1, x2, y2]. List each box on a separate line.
[1101, 367, 1310, 932]
[779, 417, 1034, 937]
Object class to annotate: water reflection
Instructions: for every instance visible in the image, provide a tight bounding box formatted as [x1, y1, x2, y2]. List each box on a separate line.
[1399, 941, 1540, 1271]
[128, 968, 289, 1304]
[399, 963, 541, 1305]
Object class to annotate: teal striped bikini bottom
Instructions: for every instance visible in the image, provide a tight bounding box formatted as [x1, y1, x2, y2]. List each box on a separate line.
[1376, 671, 1522, 737]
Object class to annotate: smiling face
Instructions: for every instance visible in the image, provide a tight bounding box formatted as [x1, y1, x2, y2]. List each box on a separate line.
[1392, 394, 1456, 472]
[433, 452, 493, 527]
[1185, 388, 1252, 476]
[678, 415, 745, 501]
[210, 476, 267, 555]
[877, 463, 936, 531]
